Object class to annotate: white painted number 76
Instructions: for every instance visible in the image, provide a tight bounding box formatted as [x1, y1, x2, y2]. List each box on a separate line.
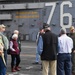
[45, 1, 72, 28]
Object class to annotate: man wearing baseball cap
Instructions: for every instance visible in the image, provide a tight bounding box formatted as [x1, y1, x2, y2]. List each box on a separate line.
[39, 24, 58, 75]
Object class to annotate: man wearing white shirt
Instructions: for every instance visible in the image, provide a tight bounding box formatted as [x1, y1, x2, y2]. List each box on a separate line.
[57, 28, 73, 75]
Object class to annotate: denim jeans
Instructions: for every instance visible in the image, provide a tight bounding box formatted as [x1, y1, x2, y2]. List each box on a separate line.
[35, 47, 40, 62]
[0, 57, 6, 75]
[57, 53, 72, 75]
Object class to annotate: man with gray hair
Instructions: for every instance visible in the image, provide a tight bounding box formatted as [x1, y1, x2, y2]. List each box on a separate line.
[57, 28, 73, 75]
[60, 28, 66, 34]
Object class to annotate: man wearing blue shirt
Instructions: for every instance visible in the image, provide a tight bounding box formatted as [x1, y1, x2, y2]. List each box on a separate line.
[57, 28, 73, 75]
[33, 28, 44, 64]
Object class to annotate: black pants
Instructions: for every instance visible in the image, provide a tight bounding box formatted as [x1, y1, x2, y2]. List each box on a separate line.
[72, 53, 75, 73]
[11, 54, 20, 68]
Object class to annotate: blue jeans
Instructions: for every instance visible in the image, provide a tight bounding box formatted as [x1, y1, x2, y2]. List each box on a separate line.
[35, 47, 40, 62]
[57, 53, 72, 75]
[0, 57, 6, 75]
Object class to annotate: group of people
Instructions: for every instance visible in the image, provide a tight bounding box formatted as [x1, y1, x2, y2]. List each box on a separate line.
[35, 23, 75, 75]
[0, 23, 75, 75]
[0, 24, 21, 75]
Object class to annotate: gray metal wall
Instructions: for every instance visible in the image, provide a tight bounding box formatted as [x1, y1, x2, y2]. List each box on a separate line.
[0, 9, 43, 41]
[0, 0, 67, 3]
[0, 0, 75, 41]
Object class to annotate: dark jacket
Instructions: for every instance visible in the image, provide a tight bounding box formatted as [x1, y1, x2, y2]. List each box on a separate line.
[69, 33, 75, 52]
[41, 30, 58, 60]
[17, 36, 21, 52]
[10, 39, 20, 55]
